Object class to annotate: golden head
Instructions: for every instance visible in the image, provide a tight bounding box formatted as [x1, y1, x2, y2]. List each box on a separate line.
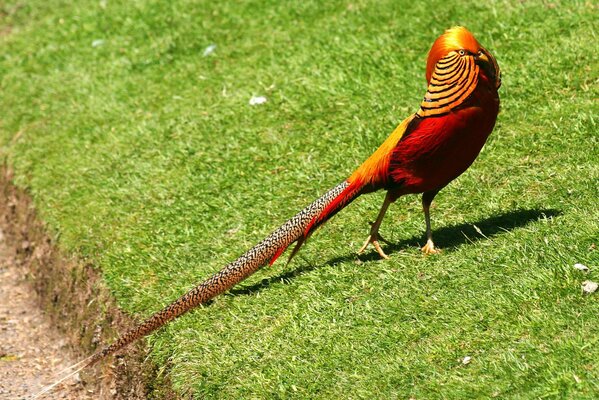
[426, 26, 501, 89]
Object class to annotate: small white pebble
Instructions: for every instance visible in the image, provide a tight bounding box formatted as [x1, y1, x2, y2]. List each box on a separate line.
[573, 263, 589, 272]
[249, 95, 267, 106]
[462, 356, 472, 365]
[582, 281, 598, 294]
[226, 226, 241, 235]
[203, 44, 217, 57]
[91, 39, 105, 47]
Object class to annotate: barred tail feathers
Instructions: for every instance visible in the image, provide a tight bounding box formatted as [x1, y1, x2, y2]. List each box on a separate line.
[84, 115, 414, 363]
[87, 181, 352, 364]
[269, 179, 366, 265]
[35, 181, 357, 400]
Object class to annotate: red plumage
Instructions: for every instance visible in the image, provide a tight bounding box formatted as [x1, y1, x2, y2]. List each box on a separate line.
[387, 85, 500, 199]
[280, 26, 501, 260]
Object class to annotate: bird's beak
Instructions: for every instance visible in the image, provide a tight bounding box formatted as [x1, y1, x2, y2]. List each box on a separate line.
[476, 49, 501, 90]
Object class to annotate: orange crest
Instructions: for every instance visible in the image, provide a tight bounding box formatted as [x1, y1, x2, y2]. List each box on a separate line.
[425, 27, 481, 82]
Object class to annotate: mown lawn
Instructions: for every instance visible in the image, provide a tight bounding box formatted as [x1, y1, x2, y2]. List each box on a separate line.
[1, 0, 598, 398]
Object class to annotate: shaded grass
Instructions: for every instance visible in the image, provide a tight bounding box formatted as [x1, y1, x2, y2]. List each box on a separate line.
[1, 0, 598, 398]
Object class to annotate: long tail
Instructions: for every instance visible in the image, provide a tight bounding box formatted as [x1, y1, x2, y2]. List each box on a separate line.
[269, 178, 366, 264]
[35, 179, 365, 396]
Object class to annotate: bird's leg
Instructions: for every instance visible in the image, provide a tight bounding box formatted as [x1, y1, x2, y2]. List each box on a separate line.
[359, 192, 393, 259]
[421, 190, 441, 255]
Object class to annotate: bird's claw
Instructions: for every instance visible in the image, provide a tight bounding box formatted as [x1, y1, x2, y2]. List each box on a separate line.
[421, 239, 441, 255]
[366, 223, 392, 244]
[358, 234, 390, 260]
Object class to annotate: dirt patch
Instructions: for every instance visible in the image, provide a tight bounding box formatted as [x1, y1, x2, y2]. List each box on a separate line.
[0, 229, 93, 399]
[0, 165, 176, 399]
[0, 2, 20, 38]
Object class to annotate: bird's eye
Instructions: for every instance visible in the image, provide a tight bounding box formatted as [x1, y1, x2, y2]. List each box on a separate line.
[458, 50, 465, 56]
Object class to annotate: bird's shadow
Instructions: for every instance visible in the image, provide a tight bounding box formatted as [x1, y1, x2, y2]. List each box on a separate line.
[227, 208, 561, 297]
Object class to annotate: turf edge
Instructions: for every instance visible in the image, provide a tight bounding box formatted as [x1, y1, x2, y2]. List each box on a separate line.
[0, 164, 179, 399]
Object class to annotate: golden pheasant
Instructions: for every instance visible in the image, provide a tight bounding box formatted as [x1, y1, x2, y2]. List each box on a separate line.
[37, 26, 501, 395]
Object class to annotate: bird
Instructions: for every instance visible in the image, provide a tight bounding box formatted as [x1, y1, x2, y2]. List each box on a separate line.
[34, 26, 500, 397]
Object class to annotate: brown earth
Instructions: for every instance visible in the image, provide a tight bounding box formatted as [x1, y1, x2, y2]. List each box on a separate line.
[0, 166, 176, 399]
[0, 228, 93, 399]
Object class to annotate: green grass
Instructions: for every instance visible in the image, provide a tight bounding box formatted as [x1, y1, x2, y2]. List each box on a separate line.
[1, 0, 598, 398]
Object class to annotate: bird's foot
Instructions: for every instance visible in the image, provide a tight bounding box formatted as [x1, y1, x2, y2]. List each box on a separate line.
[358, 233, 390, 260]
[421, 239, 441, 255]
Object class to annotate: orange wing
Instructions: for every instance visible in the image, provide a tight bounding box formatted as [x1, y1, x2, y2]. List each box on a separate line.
[348, 114, 416, 188]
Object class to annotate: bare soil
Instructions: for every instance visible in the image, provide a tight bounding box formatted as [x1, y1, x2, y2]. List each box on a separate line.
[0, 228, 93, 399]
[0, 166, 175, 399]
